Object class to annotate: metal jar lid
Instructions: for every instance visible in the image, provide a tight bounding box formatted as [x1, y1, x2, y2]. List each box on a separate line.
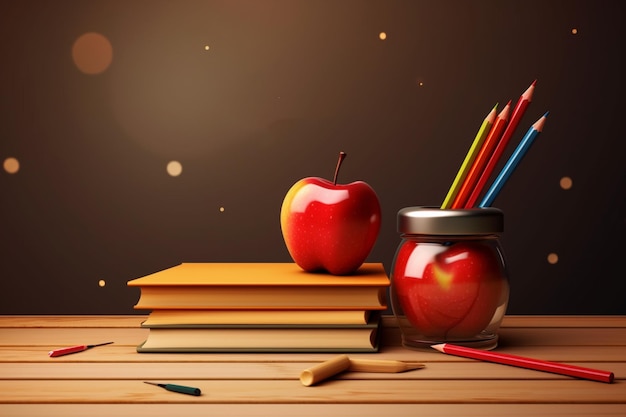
[397, 206, 503, 235]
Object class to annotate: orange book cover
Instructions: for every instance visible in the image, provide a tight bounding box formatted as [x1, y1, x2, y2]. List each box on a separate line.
[128, 263, 389, 310]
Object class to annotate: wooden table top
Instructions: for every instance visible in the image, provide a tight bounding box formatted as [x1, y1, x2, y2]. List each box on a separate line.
[0, 315, 624, 416]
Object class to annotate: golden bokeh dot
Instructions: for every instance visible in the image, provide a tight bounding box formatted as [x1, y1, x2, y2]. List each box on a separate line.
[547, 253, 559, 265]
[72, 32, 113, 75]
[98, 279, 106, 287]
[560, 176, 573, 190]
[3, 157, 20, 174]
[219, 206, 225, 212]
[166, 160, 183, 177]
[571, 28, 578, 35]
[204, 45, 210, 51]
[379, 32, 387, 40]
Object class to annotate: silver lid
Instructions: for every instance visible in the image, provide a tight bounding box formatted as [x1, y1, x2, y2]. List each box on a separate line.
[397, 206, 503, 235]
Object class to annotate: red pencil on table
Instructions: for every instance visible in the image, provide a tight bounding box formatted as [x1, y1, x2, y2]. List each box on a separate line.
[464, 80, 536, 208]
[451, 101, 511, 209]
[432, 343, 614, 383]
[48, 341, 113, 357]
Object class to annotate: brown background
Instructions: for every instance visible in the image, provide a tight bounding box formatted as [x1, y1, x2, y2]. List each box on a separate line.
[1, 0, 625, 314]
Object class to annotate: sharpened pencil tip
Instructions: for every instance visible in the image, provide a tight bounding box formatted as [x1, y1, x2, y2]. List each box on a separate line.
[531, 79, 537, 86]
[533, 113, 548, 132]
[431, 343, 446, 352]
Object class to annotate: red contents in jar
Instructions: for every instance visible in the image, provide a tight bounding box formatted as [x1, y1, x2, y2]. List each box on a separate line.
[393, 240, 505, 339]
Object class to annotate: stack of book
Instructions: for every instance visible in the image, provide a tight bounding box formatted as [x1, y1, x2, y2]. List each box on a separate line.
[127, 262, 390, 352]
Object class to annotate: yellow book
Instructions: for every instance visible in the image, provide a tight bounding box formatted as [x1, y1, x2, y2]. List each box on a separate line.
[128, 263, 389, 310]
[137, 315, 381, 353]
[142, 309, 372, 326]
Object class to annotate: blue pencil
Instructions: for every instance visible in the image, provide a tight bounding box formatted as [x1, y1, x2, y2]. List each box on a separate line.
[479, 112, 549, 208]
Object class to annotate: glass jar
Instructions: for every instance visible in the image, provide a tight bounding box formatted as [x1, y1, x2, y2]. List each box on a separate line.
[390, 206, 509, 350]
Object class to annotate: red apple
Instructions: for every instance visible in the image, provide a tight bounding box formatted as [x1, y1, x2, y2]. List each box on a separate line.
[280, 152, 381, 275]
[393, 240, 504, 339]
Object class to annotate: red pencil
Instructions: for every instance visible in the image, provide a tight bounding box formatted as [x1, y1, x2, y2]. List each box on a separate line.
[432, 343, 614, 383]
[464, 80, 536, 208]
[48, 342, 114, 357]
[451, 101, 511, 209]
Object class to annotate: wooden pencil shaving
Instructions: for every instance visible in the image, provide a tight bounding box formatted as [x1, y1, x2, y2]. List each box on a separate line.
[300, 355, 351, 386]
[300, 355, 425, 386]
[348, 358, 425, 373]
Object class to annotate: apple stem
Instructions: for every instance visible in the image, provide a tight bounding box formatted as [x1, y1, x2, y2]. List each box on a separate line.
[333, 152, 347, 186]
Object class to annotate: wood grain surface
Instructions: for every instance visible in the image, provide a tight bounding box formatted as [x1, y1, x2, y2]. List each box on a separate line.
[0, 315, 624, 416]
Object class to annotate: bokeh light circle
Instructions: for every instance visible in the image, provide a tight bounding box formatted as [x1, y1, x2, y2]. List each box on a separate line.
[72, 32, 113, 75]
[3, 157, 20, 174]
[167, 161, 183, 177]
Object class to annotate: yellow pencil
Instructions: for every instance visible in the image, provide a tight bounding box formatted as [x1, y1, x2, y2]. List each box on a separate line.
[441, 104, 498, 209]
